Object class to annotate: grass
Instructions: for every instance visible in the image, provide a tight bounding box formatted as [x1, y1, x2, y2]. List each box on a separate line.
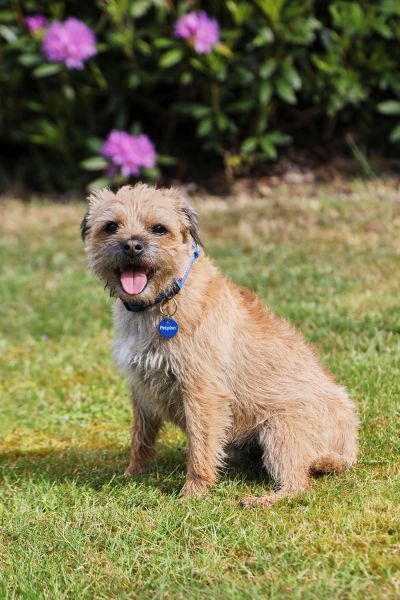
[0, 180, 399, 599]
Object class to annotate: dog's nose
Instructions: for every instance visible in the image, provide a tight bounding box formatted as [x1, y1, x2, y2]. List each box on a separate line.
[122, 239, 145, 256]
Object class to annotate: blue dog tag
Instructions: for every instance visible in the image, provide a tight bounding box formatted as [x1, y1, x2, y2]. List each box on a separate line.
[158, 318, 179, 338]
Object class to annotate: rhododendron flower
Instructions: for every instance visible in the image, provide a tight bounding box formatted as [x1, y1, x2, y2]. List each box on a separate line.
[101, 130, 156, 177]
[25, 15, 47, 34]
[174, 11, 220, 54]
[42, 18, 96, 70]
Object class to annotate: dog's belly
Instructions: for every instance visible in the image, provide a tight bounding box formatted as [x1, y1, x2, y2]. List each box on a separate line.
[129, 366, 185, 427]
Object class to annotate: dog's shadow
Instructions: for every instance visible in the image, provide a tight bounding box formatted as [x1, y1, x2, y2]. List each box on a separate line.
[0, 443, 271, 495]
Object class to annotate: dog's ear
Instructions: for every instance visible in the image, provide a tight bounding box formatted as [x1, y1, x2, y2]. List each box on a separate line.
[80, 192, 94, 241]
[81, 188, 114, 241]
[80, 210, 90, 240]
[180, 199, 202, 247]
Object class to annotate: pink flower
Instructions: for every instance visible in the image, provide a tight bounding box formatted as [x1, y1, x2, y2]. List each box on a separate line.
[174, 11, 220, 54]
[42, 18, 96, 70]
[101, 131, 157, 177]
[25, 15, 48, 34]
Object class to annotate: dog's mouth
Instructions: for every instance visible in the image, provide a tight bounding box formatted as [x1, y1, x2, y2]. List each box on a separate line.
[118, 267, 154, 296]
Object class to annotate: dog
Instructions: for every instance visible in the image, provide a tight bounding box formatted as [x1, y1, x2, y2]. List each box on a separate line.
[81, 184, 358, 506]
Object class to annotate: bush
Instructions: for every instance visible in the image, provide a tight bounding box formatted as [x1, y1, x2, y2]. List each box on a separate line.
[1, 1, 400, 191]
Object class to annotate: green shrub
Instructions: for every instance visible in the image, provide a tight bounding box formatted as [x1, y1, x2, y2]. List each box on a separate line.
[1, 1, 400, 191]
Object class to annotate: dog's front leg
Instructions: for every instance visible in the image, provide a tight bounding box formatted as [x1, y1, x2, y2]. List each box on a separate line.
[182, 380, 231, 498]
[124, 403, 162, 477]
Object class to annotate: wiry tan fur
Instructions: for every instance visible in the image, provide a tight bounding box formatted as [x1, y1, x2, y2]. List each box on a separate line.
[82, 184, 359, 506]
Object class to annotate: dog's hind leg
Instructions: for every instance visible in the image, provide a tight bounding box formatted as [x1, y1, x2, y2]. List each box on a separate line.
[309, 453, 347, 475]
[310, 405, 358, 476]
[242, 417, 313, 507]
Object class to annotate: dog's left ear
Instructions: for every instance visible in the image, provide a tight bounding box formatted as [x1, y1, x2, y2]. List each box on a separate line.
[179, 199, 202, 247]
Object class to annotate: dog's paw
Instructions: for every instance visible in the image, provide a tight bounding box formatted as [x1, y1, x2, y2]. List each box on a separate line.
[242, 485, 310, 507]
[241, 493, 279, 508]
[182, 478, 210, 499]
[123, 463, 145, 478]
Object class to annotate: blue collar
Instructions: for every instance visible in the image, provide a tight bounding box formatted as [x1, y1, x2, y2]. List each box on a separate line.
[122, 243, 201, 313]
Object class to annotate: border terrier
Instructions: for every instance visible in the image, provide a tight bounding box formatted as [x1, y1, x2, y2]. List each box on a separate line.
[81, 184, 358, 506]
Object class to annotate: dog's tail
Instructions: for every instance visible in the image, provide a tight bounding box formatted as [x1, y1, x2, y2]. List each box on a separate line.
[309, 453, 349, 475]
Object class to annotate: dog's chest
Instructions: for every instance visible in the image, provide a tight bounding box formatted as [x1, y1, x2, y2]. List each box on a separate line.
[112, 313, 185, 426]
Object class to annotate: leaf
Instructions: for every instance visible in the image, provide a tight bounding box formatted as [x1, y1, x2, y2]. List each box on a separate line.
[87, 177, 111, 191]
[251, 27, 274, 47]
[62, 85, 75, 101]
[25, 101, 43, 113]
[228, 98, 254, 113]
[130, 121, 142, 136]
[191, 106, 211, 119]
[159, 48, 183, 68]
[377, 100, 400, 115]
[189, 58, 208, 73]
[86, 138, 103, 153]
[142, 167, 161, 180]
[0, 10, 15, 23]
[226, 1, 254, 25]
[18, 54, 40, 67]
[214, 43, 233, 58]
[136, 40, 151, 56]
[208, 55, 227, 81]
[80, 157, 108, 171]
[260, 58, 277, 79]
[266, 131, 292, 145]
[130, 0, 152, 18]
[255, 0, 284, 22]
[173, 102, 210, 118]
[153, 37, 174, 49]
[275, 79, 297, 104]
[389, 123, 400, 142]
[0, 24, 16, 42]
[235, 65, 255, 84]
[33, 63, 62, 78]
[241, 137, 258, 153]
[312, 54, 332, 73]
[128, 73, 140, 88]
[260, 136, 278, 159]
[180, 71, 193, 85]
[281, 62, 302, 90]
[216, 113, 230, 131]
[372, 20, 392, 39]
[226, 98, 254, 113]
[197, 118, 212, 137]
[157, 154, 178, 165]
[259, 81, 273, 104]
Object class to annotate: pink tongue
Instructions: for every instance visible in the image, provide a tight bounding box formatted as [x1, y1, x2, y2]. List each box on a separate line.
[120, 269, 148, 295]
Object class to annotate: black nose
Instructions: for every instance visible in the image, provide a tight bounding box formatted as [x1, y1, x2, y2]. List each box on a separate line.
[122, 239, 145, 256]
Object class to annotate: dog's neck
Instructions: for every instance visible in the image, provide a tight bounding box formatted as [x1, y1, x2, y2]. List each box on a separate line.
[122, 242, 201, 313]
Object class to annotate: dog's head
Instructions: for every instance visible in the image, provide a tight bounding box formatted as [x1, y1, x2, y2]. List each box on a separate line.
[81, 184, 201, 303]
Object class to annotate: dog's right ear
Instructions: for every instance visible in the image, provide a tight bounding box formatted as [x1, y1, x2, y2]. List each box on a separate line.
[81, 188, 114, 241]
[80, 210, 90, 241]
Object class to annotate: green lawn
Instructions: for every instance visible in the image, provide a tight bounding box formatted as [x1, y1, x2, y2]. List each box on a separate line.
[0, 181, 399, 599]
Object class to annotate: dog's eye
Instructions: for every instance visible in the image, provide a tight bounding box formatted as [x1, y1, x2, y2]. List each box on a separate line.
[104, 222, 119, 235]
[152, 224, 168, 235]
